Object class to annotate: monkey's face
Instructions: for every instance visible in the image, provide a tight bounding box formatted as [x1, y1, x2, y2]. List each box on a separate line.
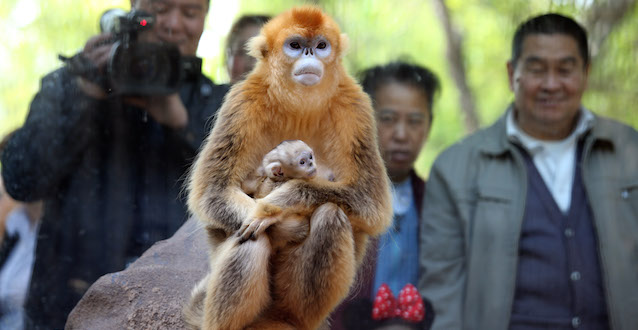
[292, 149, 317, 179]
[283, 35, 331, 86]
[247, 7, 346, 90]
[276, 148, 317, 180]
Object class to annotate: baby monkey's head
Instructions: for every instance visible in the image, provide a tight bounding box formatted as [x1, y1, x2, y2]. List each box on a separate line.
[263, 140, 317, 181]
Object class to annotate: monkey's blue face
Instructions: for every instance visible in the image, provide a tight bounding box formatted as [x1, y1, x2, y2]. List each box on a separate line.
[283, 35, 332, 86]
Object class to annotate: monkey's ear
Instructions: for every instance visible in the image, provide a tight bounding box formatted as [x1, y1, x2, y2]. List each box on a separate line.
[265, 162, 284, 178]
[339, 33, 349, 57]
[247, 35, 268, 60]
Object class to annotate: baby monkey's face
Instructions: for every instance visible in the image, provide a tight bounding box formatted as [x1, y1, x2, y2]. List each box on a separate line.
[289, 149, 317, 179]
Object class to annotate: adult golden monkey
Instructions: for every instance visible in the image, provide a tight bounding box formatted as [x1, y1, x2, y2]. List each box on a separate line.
[186, 6, 392, 330]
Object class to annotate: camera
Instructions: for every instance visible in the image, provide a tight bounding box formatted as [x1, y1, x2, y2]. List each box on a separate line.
[60, 9, 203, 95]
[101, 9, 182, 95]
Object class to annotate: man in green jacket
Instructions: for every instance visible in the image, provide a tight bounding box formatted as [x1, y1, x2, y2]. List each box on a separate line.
[419, 13, 638, 330]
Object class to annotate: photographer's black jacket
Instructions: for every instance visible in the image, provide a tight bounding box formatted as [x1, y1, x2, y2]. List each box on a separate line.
[1, 66, 228, 328]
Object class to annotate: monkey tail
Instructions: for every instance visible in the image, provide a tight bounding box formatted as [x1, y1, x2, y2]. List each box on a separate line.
[183, 275, 209, 330]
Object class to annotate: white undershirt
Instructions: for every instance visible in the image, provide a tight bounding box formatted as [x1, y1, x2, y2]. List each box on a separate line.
[506, 108, 594, 213]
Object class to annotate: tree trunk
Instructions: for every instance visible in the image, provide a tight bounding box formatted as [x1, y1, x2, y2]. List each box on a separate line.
[584, 0, 637, 58]
[431, 0, 480, 133]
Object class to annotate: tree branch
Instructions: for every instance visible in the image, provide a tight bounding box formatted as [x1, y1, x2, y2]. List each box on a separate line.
[584, 0, 637, 58]
[431, 0, 480, 133]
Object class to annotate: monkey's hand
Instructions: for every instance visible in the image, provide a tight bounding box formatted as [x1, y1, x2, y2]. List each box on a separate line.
[237, 203, 283, 243]
[237, 216, 279, 243]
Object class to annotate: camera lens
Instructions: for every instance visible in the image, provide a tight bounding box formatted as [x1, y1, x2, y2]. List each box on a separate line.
[108, 42, 181, 95]
[129, 52, 160, 83]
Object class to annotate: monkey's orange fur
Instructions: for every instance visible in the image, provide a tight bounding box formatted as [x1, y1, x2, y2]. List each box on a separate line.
[185, 6, 392, 330]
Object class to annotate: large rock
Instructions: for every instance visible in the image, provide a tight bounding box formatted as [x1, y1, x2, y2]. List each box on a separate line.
[66, 217, 209, 329]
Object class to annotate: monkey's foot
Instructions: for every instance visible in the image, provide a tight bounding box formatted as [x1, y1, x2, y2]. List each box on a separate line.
[238, 217, 279, 243]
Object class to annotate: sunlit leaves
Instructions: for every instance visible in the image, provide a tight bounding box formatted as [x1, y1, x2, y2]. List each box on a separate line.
[0, 0, 635, 176]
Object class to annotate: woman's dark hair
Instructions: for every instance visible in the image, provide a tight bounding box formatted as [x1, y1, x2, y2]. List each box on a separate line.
[225, 15, 272, 54]
[359, 61, 440, 123]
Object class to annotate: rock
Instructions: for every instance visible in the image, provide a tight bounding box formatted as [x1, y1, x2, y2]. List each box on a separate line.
[65, 217, 209, 330]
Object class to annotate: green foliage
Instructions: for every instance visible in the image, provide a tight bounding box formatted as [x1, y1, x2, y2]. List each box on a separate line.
[0, 0, 128, 134]
[584, 3, 638, 128]
[1, 0, 636, 177]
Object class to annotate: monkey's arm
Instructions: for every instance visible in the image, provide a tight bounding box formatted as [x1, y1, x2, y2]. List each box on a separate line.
[187, 92, 264, 233]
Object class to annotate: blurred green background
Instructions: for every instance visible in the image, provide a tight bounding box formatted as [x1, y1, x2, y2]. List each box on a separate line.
[1, 0, 636, 177]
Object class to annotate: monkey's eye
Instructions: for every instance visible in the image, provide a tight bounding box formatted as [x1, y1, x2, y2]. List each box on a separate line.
[309, 154, 313, 160]
[290, 42, 301, 49]
[314, 39, 331, 58]
[300, 160, 305, 165]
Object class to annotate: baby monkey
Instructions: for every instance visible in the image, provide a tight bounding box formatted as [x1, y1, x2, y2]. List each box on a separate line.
[239, 140, 334, 246]
[242, 139, 334, 198]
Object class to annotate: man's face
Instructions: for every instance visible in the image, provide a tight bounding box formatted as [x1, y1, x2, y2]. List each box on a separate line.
[507, 33, 589, 140]
[227, 24, 261, 84]
[133, 0, 207, 56]
[374, 82, 431, 183]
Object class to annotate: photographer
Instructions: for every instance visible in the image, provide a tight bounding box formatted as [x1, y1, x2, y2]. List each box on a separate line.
[0, 0, 227, 327]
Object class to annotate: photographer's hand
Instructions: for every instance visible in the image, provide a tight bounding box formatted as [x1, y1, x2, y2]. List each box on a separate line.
[76, 33, 114, 99]
[124, 94, 188, 129]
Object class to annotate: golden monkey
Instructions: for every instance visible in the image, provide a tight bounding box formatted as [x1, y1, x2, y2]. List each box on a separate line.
[185, 6, 392, 330]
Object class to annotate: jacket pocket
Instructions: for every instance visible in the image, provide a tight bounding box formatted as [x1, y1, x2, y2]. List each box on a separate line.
[471, 185, 517, 249]
[477, 185, 514, 203]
